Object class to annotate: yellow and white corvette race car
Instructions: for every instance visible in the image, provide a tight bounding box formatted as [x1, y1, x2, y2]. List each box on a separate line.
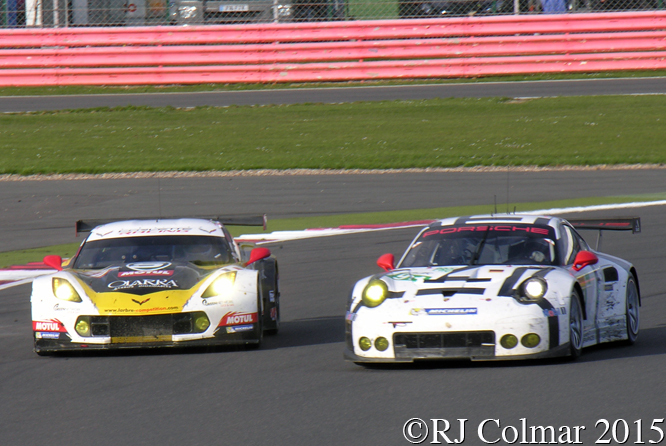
[345, 214, 641, 363]
[31, 217, 279, 355]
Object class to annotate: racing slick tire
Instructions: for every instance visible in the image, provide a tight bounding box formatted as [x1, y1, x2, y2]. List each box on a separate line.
[259, 260, 280, 335]
[248, 282, 264, 350]
[624, 276, 640, 345]
[264, 265, 280, 336]
[568, 289, 584, 359]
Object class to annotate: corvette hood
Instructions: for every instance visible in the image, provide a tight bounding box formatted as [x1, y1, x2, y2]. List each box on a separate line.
[69, 261, 224, 315]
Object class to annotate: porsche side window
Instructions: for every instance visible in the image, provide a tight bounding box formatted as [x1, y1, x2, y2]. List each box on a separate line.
[561, 225, 583, 265]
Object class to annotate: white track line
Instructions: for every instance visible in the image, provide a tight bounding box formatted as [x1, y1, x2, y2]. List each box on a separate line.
[1, 199, 664, 290]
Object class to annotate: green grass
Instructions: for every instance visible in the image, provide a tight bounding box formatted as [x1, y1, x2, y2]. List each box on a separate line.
[348, 0, 398, 20]
[0, 72, 664, 96]
[2, 193, 663, 268]
[2, 96, 666, 175]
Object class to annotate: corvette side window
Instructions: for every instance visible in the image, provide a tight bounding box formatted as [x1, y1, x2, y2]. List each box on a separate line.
[221, 227, 240, 262]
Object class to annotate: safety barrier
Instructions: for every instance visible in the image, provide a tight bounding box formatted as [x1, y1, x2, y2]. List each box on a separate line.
[1, 11, 666, 85]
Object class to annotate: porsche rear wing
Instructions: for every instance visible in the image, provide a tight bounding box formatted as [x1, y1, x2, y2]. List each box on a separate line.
[75, 214, 267, 236]
[567, 217, 640, 250]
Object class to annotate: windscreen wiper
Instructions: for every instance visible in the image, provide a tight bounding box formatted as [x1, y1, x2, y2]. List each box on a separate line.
[469, 228, 491, 266]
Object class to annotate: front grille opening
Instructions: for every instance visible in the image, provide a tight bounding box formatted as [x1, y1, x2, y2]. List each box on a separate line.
[87, 313, 206, 337]
[394, 331, 495, 349]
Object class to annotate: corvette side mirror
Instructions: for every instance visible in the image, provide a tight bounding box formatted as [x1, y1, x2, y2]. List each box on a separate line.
[245, 247, 271, 266]
[43, 255, 63, 271]
[377, 253, 395, 272]
[572, 250, 598, 272]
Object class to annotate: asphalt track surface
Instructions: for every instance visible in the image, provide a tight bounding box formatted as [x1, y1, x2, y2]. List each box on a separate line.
[2, 77, 666, 112]
[1, 171, 666, 446]
[1, 79, 666, 445]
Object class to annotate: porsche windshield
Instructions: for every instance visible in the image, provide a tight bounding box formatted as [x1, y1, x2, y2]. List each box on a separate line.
[72, 235, 234, 269]
[400, 224, 558, 268]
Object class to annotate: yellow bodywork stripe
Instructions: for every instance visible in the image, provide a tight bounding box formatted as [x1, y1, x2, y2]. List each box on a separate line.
[73, 276, 208, 316]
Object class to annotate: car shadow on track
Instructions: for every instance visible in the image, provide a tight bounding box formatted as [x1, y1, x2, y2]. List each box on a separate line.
[42, 315, 345, 358]
[347, 325, 666, 371]
[261, 315, 345, 350]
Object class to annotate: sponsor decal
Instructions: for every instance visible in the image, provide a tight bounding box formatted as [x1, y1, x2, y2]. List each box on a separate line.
[410, 308, 478, 316]
[52, 304, 73, 312]
[220, 312, 258, 326]
[226, 324, 253, 333]
[118, 227, 192, 236]
[36, 332, 61, 339]
[387, 322, 412, 328]
[132, 298, 151, 306]
[118, 270, 174, 277]
[107, 279, 178, 291]
[543, 307, 567, 317]
[386, 271, 433, 282]
[125, 262, 172, 271]
[33, 320, 67, 332]
[109, 306, 180, 314]
[270, 307, 277, 321]
[269, 290, 275, 302]
[345, 311, 357, 322]
[202, 299, 233, 307]
[423, 225, 550, 238]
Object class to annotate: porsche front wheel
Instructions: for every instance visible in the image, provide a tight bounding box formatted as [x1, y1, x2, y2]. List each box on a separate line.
[568, 290, 584, 359]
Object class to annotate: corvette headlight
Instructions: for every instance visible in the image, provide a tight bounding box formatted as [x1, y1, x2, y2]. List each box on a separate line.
[362, 280, 389, 308]
[52, 278, 82, 302]
[202, 272, 236, 298]
[522, 278, 547, 301]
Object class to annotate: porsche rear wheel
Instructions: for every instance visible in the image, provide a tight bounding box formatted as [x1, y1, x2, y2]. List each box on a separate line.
[624, 276, 640, 345]
[568, 290, 584, 359]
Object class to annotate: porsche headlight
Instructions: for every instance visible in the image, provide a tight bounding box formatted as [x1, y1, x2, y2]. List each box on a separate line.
[522, 278, 547, 301]
[202, 271, 236, 298]
[362, 280, 389, 308]
[52, 277, 82, 302]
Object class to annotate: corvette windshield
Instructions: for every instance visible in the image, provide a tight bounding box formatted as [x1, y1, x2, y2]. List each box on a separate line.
[72, 235, 234, 269]
[400, 224, 558, 268]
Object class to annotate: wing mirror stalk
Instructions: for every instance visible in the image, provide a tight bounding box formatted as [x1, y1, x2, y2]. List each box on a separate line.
[43, 255, 63, 271]
[245, 247, 271, 266]
[377, 253, 395, 272]
[572, 250, 598, 272]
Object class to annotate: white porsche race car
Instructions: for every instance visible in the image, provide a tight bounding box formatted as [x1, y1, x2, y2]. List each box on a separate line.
[31, 216, 280, 355]
[345, 214, 641, 363]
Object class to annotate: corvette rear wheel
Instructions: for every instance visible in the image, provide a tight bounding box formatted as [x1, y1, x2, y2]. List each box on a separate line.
[265, 268, 280, 336]
[249, 283, 263, 349]
[568, 290, 584, 359]
[624, 276, 640, 345]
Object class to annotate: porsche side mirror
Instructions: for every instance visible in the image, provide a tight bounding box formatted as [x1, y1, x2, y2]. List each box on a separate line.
[377, 253, 395, 272]
[43, 255, 63, 271]
[572, 250, 598, 272]
[245, 247, 271, 266]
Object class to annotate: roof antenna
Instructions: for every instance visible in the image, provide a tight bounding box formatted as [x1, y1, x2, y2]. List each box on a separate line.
[506, 169, 510, 215]
[157, 177, 162, 220]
